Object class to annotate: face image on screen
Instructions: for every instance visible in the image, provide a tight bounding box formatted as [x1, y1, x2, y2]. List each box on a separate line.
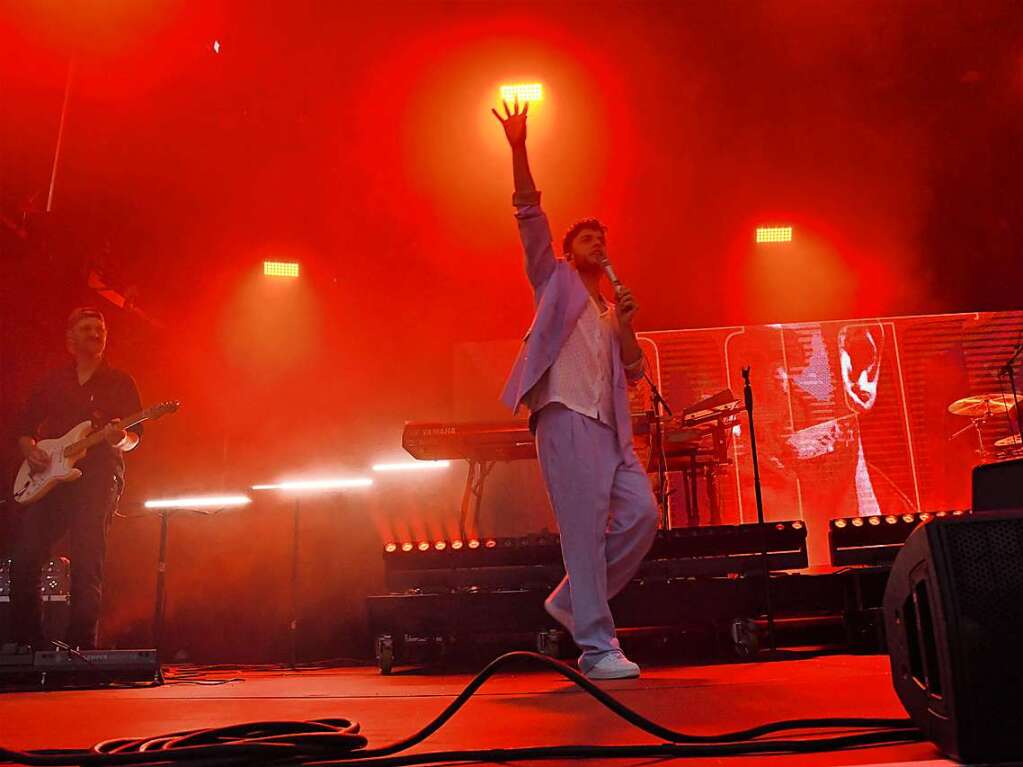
[640, 310, 1023, 565]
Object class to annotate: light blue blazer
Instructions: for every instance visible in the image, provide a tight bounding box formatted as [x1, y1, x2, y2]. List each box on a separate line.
[500, 205, 640, 454]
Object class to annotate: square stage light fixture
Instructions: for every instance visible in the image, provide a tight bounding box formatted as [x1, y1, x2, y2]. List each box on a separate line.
[500, 83, 543, 103]
[263, 260, 300, 278]
[755, 226, 793, 244]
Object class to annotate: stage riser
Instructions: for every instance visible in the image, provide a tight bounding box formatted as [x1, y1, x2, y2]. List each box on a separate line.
[368, 569, 890, 663]
[385, 551, 809, 592]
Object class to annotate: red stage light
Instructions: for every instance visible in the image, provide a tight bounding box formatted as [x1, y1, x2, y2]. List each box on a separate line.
[755, 226, 793, 244]
[467, 539, 481, 549]
[484, 539, 497, 549]
[384, 543, 398, 553]
[401, 542, 414, 552]
[434, 541, 447, 551]
[417, 542, 430, 551]
[500, 83, 543, 103]
[263, 260, 300, 278]
[450, 540, 464, 550]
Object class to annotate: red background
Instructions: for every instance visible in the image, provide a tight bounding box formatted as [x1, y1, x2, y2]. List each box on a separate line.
[2, 1, 1023, 660]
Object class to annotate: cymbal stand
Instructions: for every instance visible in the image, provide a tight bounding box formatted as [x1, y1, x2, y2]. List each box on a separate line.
[949, 414, 990, 458]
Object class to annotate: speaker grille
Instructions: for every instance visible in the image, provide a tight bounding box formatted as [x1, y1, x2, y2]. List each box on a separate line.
[944, 518, 1023, 626]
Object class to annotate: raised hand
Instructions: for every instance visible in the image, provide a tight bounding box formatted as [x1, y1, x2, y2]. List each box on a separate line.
[492, 96, 529, 148]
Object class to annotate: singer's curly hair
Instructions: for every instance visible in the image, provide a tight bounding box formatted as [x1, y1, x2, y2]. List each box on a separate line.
[562, 218, 607, 257]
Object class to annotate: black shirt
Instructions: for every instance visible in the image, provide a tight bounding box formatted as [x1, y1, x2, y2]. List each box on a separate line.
[16, 360, 143, 482]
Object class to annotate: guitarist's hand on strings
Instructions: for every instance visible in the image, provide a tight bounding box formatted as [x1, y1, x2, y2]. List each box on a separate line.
[23, 442, 50, 473]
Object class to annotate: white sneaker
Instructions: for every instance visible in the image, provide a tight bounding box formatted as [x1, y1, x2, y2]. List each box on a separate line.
[585, 651, 640, 679]
[544, 597, 575, 634]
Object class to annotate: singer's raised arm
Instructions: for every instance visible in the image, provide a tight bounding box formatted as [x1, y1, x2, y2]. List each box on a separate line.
[492, 99, 555, 292]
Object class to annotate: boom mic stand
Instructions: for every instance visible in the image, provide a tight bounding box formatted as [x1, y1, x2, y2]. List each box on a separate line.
[644, 371, 673, 529]
[742, 366, 776, 653]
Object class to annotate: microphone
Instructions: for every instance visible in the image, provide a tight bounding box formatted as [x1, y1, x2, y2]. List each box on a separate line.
[597, 254, 624, 297]
[993, 341, 1023, 377]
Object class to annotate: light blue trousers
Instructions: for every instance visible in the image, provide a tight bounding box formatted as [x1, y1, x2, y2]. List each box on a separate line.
[535, 404, 659, 671]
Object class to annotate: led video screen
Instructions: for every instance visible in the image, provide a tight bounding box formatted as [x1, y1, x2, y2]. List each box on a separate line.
[639, 311, 1023, 564]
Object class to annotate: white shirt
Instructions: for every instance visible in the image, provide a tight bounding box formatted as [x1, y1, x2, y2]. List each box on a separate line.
[524, 297, 617, 429]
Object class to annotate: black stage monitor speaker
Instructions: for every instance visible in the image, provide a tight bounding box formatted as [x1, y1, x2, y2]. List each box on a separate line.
[883, 509, 1023, 762]
[972, 456, 1023, 512]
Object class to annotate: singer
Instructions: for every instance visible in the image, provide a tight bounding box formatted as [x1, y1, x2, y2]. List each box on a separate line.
[493, 98, 657, 679]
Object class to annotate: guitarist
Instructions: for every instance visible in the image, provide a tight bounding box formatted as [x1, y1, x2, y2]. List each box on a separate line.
[9, 307, 142, 650]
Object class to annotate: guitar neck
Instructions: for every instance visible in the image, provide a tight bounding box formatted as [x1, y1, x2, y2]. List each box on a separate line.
[72, 408, 152, 453]
[117, 408, 151, 432]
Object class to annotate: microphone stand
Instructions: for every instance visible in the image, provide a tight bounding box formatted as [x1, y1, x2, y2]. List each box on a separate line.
[742, 366, 776, 653]
[998, 341, 1023, 444]
[148, 506, 220, 661]
[603, 263, 674, 523]
[644, 371, 673, 529]
[152, 509, 170, 658]
[290, 498, 302, 670]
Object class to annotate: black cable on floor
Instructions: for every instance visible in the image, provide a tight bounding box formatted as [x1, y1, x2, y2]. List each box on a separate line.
[0, 651, 924, 767]
[313, 730, 925, 767]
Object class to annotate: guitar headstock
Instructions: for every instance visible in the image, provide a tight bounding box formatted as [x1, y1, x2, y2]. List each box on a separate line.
[147, 401, 181, 420]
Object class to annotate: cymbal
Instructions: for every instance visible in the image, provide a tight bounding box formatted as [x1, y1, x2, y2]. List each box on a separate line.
[948, 393, 1023, 418]
[995, 434, 1023, 447]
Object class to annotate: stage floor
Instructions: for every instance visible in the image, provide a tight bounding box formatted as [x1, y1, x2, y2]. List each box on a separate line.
[0, 653, 949, 766]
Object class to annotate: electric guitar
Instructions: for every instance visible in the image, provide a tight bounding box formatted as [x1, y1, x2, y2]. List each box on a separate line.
[12, 400, 180, 506]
